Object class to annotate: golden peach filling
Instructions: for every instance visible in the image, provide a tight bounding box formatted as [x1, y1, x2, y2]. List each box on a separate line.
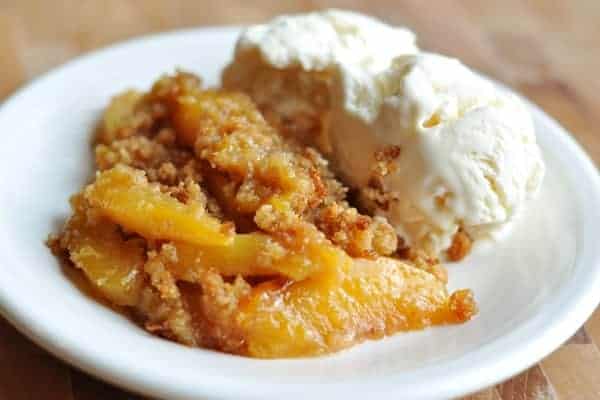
[48, 71, 476, 358]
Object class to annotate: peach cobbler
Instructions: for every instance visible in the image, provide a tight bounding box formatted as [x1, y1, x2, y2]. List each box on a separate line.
[48, 71, 476, 358]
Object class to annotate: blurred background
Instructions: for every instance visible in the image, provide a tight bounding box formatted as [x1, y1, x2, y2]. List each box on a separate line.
[0, 1, 599, 399]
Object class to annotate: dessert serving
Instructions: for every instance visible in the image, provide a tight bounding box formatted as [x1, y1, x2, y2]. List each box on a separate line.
[223, 10, 545, 258]
[48, 10, 545, 358]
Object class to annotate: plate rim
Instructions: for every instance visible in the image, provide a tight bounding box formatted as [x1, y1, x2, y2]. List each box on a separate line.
[0, 26, 599, 400]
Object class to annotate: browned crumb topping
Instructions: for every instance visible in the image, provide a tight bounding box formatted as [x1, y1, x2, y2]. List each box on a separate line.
[184, 271, 251, 353]
[144, 247, 197, 346]
[449, 289, 478, 321]
[315, 202, 397, 257]
[222, 64, 334, 150]
[373, 145, 402, 178]
[447, 229, 473, 262]
[399, 247, 448, 283]
[349, 145, 404, 216]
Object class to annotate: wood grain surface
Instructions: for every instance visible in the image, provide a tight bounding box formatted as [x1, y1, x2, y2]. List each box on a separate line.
[1, 1, 598, 399]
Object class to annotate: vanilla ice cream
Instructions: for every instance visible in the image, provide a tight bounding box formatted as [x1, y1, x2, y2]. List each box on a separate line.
[223, 11, 545, 257]
[229, 9, 417, 72]
[222, 9, 418, 146]
[329, 53, 545, 254]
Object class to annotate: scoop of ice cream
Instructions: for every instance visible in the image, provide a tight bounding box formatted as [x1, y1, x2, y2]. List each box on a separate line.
[232, 9, 418, 72]
[222, 10, 418, 146]
[328, 53, 545, 254]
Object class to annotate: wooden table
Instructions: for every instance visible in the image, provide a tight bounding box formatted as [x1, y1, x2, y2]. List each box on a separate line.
[1, 1, 599, 399]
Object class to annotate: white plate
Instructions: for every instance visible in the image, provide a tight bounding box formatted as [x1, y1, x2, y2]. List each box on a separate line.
[0, 27, 599, 400]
